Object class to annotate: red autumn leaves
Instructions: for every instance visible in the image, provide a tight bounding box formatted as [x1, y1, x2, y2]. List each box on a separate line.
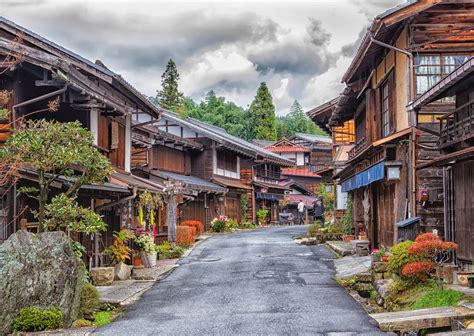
[401, 233, 458, 281]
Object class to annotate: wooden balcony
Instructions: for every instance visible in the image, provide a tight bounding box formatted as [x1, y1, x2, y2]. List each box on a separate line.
[348, 136, 367, 160]
[255, 169, 280, 183]
[439, 100, 474, 149]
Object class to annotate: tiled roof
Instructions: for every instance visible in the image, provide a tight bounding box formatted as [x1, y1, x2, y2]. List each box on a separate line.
[281, 168, 321, 178]
[212, 177, 252, 190]
[151, 170, 226, 193]
[294, 133, 332, 144]
[287, 194, 319, 208]
[265, 145, 311, 153]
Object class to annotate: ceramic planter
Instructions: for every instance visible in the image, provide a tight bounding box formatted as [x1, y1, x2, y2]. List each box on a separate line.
[457, 272, 474, 286]
[140, 251, 157, 268]
[133, 256, 142, 267]
[381, 255, 389, 263]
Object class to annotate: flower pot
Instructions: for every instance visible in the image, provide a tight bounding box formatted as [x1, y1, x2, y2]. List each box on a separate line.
[147, 251, 157, 268]
[114, 262, 132, 280]
[342, 235, 355, 242]
[133, 256, 142, 267]
[358, 234, 367, 241]
[457, 272, 474, 286]
[381, 255, 389, 263]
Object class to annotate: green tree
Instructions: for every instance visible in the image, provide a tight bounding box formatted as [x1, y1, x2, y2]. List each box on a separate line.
[156, 59, 184, 112]
[0, 119, 112, 233]
[276, 99, 327, 138]
[250, 82, 276, 141]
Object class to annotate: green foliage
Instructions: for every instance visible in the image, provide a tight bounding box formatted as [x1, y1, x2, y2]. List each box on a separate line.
[240, 194, 248, 222]
[317, 183, 334, 212]
[227, 219, 239, 229]
[250, 82, 276, 141]
[388, 240, 419, 276]
[71, 241, 86, 258]
[45, 194, 107, 234]
[307, 222, 321, 237]
[80, 283, 100, 317]
[156, 59, 184, 112]
[1, 119, 112, 232]
[411, 289, 463, 310]
[155, 242, 185, 259]
[341, 195, 353, 235]
[240, 221, 256, 229]
[104, 229, 135, 265]
[94, 311, 113, 327]
[12, 307, 63, 332]
[0, 107, 9, 120]
[276, 100, 327, 139]
[256, 209, 269, 225]
[71, 319, 93, 328]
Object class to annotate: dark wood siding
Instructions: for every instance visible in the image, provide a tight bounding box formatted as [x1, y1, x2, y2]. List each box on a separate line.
[154, 145, 185, 174]
[453, 161, 474, 262]
[225, 192, 241, 223]
[375, 183, 396, 247]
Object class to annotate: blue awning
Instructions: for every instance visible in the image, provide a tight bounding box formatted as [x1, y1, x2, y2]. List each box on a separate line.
[341, 162, 385, 192]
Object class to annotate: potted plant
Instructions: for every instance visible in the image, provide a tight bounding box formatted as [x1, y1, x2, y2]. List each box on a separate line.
[256, 209, 269, 227]
[104, 229, 134, 280]
[132, 250, 143, 267]
[371, 248, 385, 262]
[211, 215, 230, 233]
[134, 232, 156, 268]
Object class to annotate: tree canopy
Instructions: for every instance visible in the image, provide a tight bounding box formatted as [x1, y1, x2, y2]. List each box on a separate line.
[156, 59, 184, 112]
[276, 100, 327, 139]
[0, 119, 112, 233]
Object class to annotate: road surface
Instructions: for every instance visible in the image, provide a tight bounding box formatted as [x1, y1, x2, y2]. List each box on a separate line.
[96, 226, 383, 335]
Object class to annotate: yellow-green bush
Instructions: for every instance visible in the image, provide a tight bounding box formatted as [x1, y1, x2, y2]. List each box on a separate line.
[388, 240, 419, 276]
[307, 223, 320, 237]
[80, 283, 100, 317]
[12, 306, 63, 332]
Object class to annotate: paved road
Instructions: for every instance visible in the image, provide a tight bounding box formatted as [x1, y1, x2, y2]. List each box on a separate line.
[96, 226, 383, 335]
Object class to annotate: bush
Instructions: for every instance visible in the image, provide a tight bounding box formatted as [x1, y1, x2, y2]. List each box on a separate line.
[211, 215, 229, 232]
[80, 283, 100, 317]
[166, 246, 185, 258]
[411, 289, 463, 310]
[307, 223, 320, 237]
[180, 220, 203, 236]
[227, 219, 239, 229]
[388, 240, 419, 276]
[94, 311, 113, 327]
[155, 241, 172, 255]
[177, 226, 195, 246]
[256, 209, 269, 225]
[240, 221, 256, 229]
[12, 307, 63, 332]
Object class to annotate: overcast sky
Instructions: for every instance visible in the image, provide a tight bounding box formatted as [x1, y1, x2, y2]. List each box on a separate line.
[2, 0, 403, 115]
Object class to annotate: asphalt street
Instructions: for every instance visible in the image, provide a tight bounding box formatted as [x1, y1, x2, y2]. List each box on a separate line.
[96, 226, 384, 335]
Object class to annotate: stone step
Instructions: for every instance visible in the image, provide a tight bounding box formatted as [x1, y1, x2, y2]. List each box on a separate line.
[370, 307, 474, 332]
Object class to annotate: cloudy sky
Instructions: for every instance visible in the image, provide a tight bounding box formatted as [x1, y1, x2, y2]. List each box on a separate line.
[2, 0, 403, 115]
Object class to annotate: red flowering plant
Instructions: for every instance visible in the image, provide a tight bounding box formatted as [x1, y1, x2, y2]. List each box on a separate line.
[180, 220, 204, 236]
[402, 233, 458, 286]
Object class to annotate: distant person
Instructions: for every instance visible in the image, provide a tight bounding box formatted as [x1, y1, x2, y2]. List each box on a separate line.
[297, 199, 305, 225]
[313, 198, 324, 223]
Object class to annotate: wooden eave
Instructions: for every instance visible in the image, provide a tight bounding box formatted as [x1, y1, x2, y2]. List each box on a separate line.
[306, 97, 339, 134]
[416, 146, 474, 170]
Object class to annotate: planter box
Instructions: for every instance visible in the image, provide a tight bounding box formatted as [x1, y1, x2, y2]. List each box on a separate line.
[342, 235, 355, 242]
[456, 271, 474, 286]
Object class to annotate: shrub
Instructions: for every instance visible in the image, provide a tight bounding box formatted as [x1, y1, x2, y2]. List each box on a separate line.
[94, 311, 113, 327]
[307, 223, 320, 237]
[388, 240, 419, 276]
[177, 226, 195, 246]
[180, 220, 203, 236]
[80, 283, 100, 317]
[227, 219, 239, 230]
[341, 195, 353, 235]
[402, 261, 434, 282]
[104, 229, 134, 264]
[411, 289, 463, 310]
[166, 246, 185, 258]
[72, 319, 93, 328]
[155, 241, 172, 255]
[240, 221, 256, 229]
[211, 215, 230, 232]
[256, 209, 269, 225]
[12, 307, 63, 332]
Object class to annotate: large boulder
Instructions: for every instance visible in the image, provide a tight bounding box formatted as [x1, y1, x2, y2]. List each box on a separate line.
[0, 231, 85, 334]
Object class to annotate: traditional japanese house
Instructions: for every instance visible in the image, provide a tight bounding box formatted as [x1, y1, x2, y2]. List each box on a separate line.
[307, 98, 355, 215]
[131, 111, 292, 229]
[0, 18, 165, 265]
[324, 0, 474, 248]
[279, 180, 318, 224]
[413, 57, 474, 269]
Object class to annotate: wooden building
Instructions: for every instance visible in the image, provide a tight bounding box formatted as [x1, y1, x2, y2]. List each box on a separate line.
[0, 17, 165, 265]
[318, 0, 474, 248]
[414, 57, 474, 269]
[131, 111, 293, 228]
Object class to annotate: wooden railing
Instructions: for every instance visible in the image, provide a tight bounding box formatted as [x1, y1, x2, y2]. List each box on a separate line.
[439, 100, 474, 149]
[348, 135, 367, 160]
[255, 169, 280, 182]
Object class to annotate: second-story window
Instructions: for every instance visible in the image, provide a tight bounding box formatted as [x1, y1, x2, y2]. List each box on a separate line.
[415, 55, 469, 96]
[377, 71, 395, 138]
[215, 150, 239, 179]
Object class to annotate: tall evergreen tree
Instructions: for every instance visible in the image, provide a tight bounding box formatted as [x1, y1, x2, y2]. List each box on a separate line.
[250, 82, 277, 141]
[156, 59, 184, 112]
[276, 99, 327, 138]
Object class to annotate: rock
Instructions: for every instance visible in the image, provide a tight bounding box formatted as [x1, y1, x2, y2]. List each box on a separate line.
[355, 272, 372, 283]
[91, 267, 114, 286]
[0, 231, 85, 335]
[72, 318, 93, 328]
[353, 282, 373, 292]
[373, 261, 388, 273]
[114, 262, 132, 281]
[375, 279, 393, 300]
[374, 272, 384, 281]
